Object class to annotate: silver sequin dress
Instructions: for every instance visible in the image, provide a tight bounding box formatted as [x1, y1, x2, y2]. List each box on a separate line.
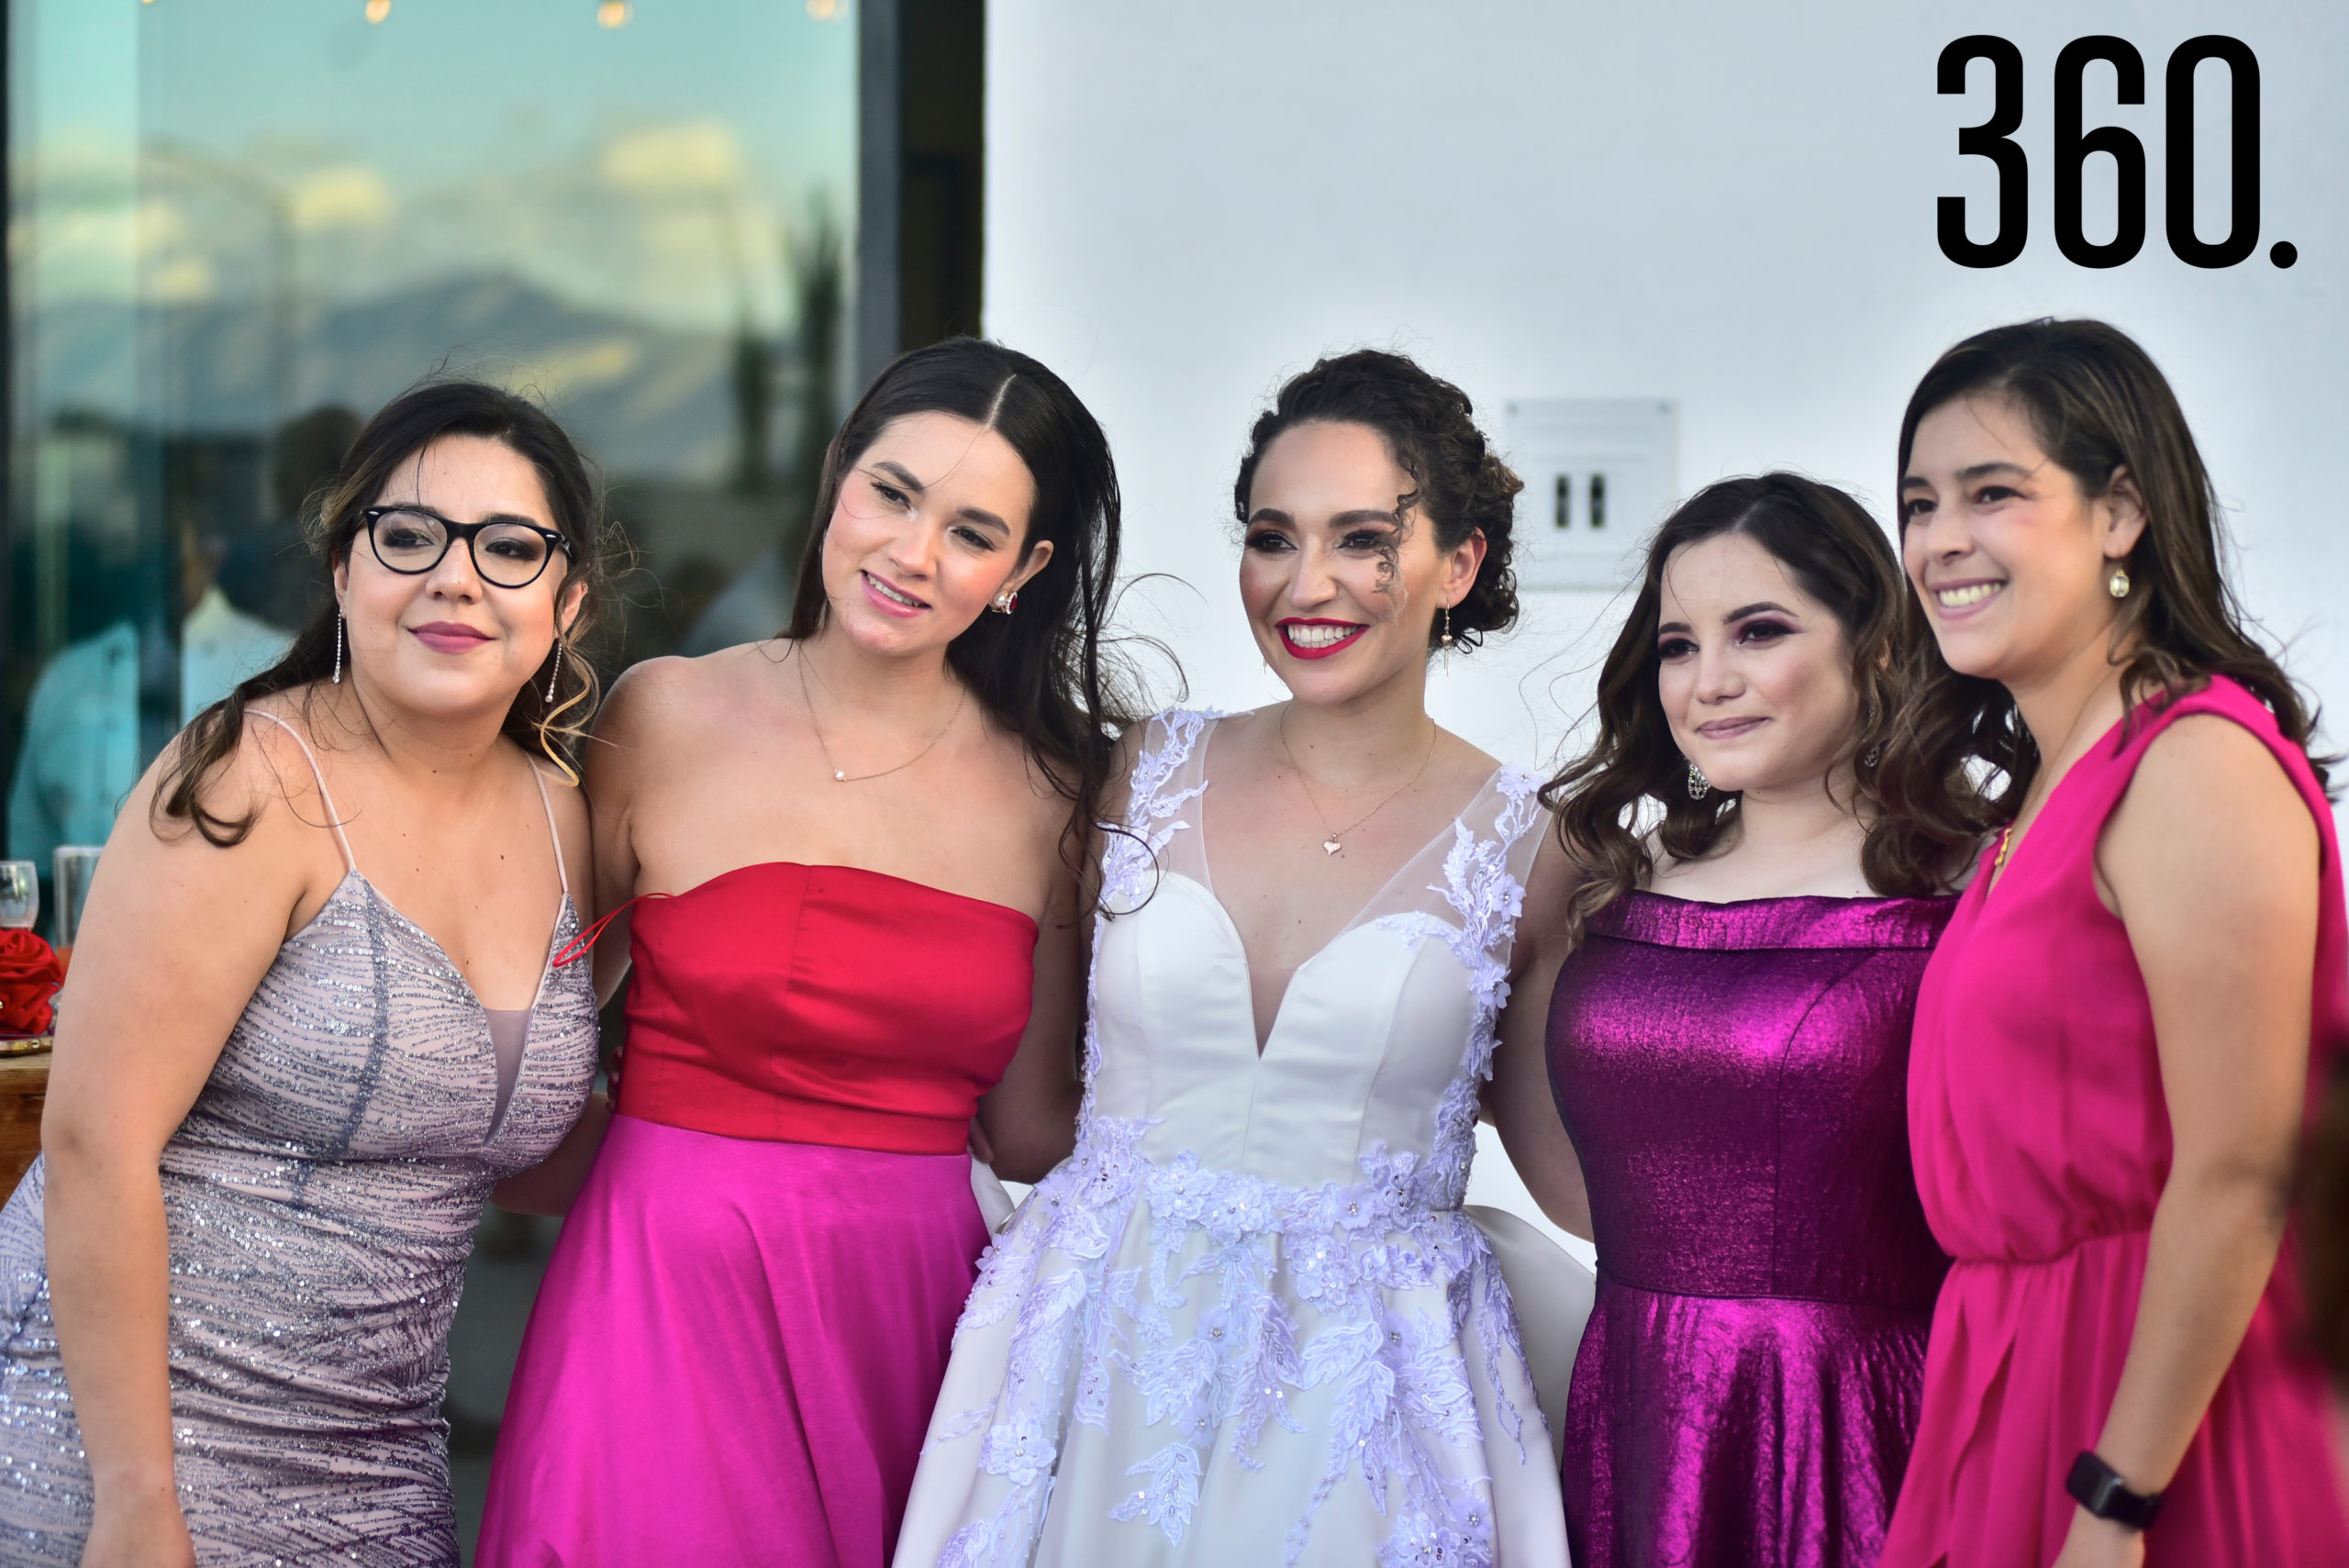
[0, 715, 599, 1565]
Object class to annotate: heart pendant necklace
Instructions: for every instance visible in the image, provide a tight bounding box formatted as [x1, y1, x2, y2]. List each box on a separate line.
[1281, 711, 1439, 857]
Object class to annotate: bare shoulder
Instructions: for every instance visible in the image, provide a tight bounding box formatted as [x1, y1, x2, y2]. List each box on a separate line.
[103, 696, 342, 933]
[192, 695, 338, 849]
[525, 746, 591, 833]
[596, 643, 785, 751]
[1443, 728, 1505, 792]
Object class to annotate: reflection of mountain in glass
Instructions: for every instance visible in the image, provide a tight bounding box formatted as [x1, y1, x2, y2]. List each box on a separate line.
[31, 271, 809, 484]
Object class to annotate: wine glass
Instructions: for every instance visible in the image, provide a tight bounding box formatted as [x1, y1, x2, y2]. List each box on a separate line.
[51, 846, 100, 962]
[0, 863, 33, 933]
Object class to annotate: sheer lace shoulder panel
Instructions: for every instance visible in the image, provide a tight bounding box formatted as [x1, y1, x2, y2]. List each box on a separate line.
[1101, 708, 1219, 913]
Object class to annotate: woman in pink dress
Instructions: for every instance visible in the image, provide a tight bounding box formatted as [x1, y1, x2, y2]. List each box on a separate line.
[1880, 317, 2349, 1568]
[478, 339, 1131, 1567]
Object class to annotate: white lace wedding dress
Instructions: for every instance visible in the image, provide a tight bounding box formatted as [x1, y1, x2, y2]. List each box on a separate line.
[896, 710, 1572, 1568]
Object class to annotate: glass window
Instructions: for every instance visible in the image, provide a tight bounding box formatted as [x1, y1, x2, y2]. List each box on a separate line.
[6, 0, 859, 898]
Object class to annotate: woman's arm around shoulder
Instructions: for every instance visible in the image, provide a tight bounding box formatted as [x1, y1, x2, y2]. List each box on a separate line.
[974, 862, 1086, 1185]
[966, 720, 1148, 1184]
[1486, 815, 1593, 1240]
[574, 654, 713, 1006]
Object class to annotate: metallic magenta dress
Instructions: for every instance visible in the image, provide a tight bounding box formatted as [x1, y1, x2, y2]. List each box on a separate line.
[1545, 890, 1954, 1568]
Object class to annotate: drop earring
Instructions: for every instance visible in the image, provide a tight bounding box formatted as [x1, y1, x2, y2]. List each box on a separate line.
[1687, 759, 1710, 800]
[332, 612, 344, 684]
[544, 639, 564, 704]
[2107, 563, 2132, 599]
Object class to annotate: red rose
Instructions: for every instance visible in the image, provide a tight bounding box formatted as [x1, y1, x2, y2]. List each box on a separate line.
[0, 930, 63, 1037]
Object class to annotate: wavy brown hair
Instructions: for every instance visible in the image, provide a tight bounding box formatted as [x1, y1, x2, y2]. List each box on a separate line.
[153, 380, 613, 846]
[785, 337, 1140, 883]
[1889, 317, 2328, 823]
[1542, 473, 1979, 944]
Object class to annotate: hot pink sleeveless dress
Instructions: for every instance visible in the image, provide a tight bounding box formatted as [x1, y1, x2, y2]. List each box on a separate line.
[1882, 675, 2349, 1566]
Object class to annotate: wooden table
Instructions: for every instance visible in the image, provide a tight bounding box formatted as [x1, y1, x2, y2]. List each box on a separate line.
[0, 1047, 48, 1203]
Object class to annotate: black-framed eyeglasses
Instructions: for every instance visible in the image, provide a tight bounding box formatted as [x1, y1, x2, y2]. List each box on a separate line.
[362, 506, 576, 590]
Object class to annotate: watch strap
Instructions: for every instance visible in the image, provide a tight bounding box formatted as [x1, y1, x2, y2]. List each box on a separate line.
[2065, 1450, 2165, 1530]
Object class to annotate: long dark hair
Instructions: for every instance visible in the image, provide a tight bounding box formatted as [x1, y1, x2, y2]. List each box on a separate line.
[1230, 349, 1521, 651]
[785, 337, 1137, 875]
[155, 380, 611, 846]
[1892, 317, 2327, 818]
[1543, 473, 1977, 944]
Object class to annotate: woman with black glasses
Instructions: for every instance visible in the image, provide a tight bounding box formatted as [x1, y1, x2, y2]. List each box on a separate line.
[0, 381, 612, 1565]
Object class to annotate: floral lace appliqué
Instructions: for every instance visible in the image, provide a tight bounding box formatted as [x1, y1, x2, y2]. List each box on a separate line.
[931, 721, 1545, 1568]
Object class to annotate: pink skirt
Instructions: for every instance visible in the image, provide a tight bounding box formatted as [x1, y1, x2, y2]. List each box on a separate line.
[478, 1114, 990, 1568]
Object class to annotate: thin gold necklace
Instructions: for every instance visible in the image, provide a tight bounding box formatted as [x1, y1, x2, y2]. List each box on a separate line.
[794, 647, 967, 784]
[1990, 686, 2110, 884]
[1279, 711, 1439, 857]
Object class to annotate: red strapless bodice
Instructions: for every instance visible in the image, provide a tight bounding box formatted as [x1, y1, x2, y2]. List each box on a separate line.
[616, 862, 1038, 1155]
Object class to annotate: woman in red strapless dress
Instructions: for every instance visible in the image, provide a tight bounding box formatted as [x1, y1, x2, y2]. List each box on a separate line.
[480, 339, 1138, 1568]
[1882, 319, 2349, 1568]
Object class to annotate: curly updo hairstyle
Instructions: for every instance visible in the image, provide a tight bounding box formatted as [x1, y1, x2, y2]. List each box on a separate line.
[1542, 473, 1981, 945]
[1230, 349, 1520, 652]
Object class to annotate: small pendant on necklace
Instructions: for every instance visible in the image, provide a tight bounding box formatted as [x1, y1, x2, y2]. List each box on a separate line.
[833, 770, 848, 783]
[1322, 838, 1342, 856]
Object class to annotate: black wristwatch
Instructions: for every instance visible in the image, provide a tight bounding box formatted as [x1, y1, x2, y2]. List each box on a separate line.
[2065, 1451, 2165, 1530]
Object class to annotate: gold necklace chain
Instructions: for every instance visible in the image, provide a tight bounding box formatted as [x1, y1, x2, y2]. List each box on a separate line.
[1279, 710, 1440, 857]
[794, 646, 967, 784]
[1989, 685, 2110, 885]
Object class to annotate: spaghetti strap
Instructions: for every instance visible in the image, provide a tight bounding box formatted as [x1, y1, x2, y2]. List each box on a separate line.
[249, 709, 356, 873]
[528, 762, 571, 901]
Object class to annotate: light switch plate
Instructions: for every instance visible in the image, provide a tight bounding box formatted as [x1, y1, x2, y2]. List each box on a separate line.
[1503, 398, 1675, 590]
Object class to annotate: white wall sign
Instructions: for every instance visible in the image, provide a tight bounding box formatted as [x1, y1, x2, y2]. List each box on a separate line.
[1503, 398, 1676, 591]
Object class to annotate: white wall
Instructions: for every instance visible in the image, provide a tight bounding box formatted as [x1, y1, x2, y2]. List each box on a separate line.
[984, 0, 2349, 1251]
[988, 0, 2347, 750]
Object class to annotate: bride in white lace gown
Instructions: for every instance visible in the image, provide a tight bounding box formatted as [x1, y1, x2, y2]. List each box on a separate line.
[897, 352, 1578, 1568]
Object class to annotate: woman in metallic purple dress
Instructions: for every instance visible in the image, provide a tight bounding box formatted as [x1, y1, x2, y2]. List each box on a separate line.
[1487, 474, 1987, 1567]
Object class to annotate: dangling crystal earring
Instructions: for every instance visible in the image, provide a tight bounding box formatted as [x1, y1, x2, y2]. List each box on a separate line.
[544, 639, 564, 704]
[1863, 745, 1882, 768]
[1687, 759, 1710, 800]
[332, 612, 344, 684]
[2107, 563, 2132, 599]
